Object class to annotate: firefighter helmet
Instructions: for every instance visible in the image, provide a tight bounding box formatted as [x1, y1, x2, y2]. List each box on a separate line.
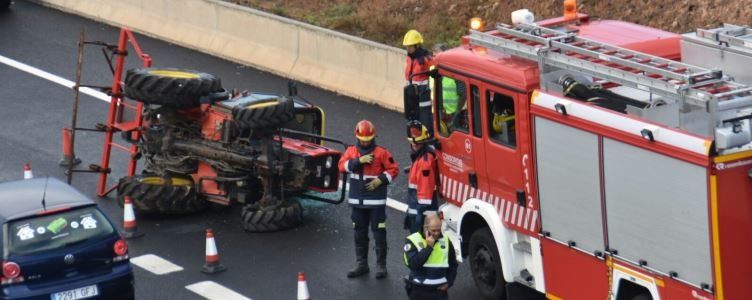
[355, 120, 376, 142]
[403, 30, 424, 46]
[406, 120, 431, 144]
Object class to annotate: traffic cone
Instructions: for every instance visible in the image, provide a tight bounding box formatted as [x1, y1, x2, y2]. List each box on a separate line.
[121, 197, 144, 239]
[59, 128, 81, 167]
[297, 272, 310, 300]
[201, 229, 226, 274]
[23, 163, 33, 179]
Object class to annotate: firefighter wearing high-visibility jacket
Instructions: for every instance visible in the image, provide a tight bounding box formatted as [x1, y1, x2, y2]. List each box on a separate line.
[403, 213, 458, 300]
[338, 120, 399, 279]
[403, 30, 435, 136]
[404, 120, 439, 233]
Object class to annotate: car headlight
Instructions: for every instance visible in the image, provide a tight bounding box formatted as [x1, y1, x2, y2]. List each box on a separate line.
[323, 175, 330, 188]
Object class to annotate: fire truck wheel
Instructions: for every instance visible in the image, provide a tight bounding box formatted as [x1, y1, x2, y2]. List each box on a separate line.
[469, 228, 507, 299]
[124, 68, 222, 108]
[117, 175, 207, 215]
[240, 200, 303, 232]
[231, 97, 294, 130]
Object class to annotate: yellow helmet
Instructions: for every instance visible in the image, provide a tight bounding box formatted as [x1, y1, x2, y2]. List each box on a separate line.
[407, 120, 431, 144]
[403, 30, 424, 46]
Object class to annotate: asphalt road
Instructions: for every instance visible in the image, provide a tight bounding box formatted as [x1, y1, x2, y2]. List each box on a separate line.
[0, 1, 484, 299]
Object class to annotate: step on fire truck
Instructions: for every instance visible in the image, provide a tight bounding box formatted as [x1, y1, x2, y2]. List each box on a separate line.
[415, 5, 752, 300]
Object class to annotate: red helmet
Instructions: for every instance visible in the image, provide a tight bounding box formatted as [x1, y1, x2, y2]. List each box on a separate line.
[355, 120, 376, 142]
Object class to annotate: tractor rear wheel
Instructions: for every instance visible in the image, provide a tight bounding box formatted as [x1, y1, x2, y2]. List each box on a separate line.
[241, 200, 303, 232]
[232, 97, 294, 130]
[117, 175, 207, 215]
[124, 68, 222, 108]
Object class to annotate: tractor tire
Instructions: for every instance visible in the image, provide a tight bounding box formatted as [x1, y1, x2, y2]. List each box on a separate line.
[241, 200, 303, 232]
[469, 228, 507, 300]
[117, 175, 207, 215]
[232, 97, 294, 130]
[124, 68, 222, 108]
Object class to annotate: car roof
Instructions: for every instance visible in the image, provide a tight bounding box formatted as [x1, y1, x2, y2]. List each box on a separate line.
[0, 177, 94, 224]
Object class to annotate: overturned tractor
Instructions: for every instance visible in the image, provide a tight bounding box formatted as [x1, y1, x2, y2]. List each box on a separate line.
[115, 68, 345, 232]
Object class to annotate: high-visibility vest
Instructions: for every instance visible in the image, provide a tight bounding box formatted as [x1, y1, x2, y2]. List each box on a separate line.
[442, 77, 459, 114]
[404, 232, 450, 286]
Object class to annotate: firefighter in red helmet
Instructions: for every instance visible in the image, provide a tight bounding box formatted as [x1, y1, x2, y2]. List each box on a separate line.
[338, 120, 399, 279]
[404, 120, 439, 233]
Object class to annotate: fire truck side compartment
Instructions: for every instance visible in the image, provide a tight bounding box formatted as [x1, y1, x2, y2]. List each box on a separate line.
[603, 138, 711, 287]
[535, 117, 604, 254]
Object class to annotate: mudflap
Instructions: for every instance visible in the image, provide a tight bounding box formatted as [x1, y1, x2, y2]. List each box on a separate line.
[506, 282, 546, 300]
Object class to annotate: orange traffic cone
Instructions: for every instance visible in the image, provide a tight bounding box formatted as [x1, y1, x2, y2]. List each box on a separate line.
[201, 229, 226, 274]
[122, 197, 144, 239]
[297, 272, 310, 300]
[23, 163, 33, 179]
[59, 128, 81, 167]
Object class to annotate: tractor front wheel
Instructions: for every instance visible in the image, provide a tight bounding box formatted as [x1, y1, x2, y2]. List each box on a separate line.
[241, 200, 303, 232]
[117, 175, 207, 215]
[232, 97, 294, 130]
[124, 68, 223, 108]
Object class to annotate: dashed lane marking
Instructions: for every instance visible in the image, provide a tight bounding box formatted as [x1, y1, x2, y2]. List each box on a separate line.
[0, 54, 111, 102]
[0, 53, 416, 214]
[185, 281, 252, 300]
[130, 254, 184, 275]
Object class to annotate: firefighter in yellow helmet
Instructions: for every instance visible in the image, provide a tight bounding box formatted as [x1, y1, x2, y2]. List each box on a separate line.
[403, 30, 436, 137]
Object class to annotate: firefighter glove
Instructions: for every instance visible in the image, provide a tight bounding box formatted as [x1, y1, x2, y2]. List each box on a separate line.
[359, 154, 374, 164]
[365, 178, 383, 191]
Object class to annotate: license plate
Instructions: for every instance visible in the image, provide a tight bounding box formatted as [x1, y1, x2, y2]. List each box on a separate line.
[51, 285, 99, 300]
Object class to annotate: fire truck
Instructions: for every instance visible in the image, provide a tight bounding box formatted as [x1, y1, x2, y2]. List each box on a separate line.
[420, 7, 752, 300]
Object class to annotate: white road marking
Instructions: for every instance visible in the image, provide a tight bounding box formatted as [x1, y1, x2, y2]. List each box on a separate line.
[2, 53, 418, 216]
[185, 281, 252, 300]
[130, 254, 184, 275]
[0, 54, 111, 102]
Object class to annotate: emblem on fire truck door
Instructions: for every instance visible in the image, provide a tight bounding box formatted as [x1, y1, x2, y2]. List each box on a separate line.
[464, 139, 472, 154]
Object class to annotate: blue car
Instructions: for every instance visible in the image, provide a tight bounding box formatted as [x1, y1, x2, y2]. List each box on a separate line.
[1, 178, 134, 300]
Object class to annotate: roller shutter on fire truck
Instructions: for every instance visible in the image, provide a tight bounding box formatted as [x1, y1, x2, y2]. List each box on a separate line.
[534, 112, 713, 289]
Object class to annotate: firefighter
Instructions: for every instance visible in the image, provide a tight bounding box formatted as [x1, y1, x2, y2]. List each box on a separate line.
[403, 213, 458, 300]
[404, 120, 439, 233]
[338, 120, 399, 279]
[403, 29, 435, 136]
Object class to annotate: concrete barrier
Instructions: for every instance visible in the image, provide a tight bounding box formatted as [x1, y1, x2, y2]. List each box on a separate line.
[31, 0, 407, 111]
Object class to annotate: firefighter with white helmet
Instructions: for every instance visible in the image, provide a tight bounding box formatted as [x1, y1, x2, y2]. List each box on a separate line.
[404, 120, 439, 233]
[403, 30, 435, 136]
[338, 120, 399, 279]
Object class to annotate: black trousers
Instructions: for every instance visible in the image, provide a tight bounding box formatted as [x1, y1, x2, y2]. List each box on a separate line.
[351, 206, 387, 254]
[407, 285, 449, 300]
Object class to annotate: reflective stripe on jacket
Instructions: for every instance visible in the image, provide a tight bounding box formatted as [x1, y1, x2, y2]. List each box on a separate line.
[338, 145, 399, 207]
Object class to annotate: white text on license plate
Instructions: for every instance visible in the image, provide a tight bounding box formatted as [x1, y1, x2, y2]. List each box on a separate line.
[52, 285, 99, 300]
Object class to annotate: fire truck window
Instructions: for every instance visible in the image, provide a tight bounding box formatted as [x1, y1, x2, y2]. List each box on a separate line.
[487, 91, 516, 148]
[471, 85, 482, 137]
[437, 76, 468, 137]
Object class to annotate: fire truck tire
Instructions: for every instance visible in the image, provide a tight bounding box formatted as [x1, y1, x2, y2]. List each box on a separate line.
[240, 200, 303, 232]
[231, 97, 294, 130]
[469, 228, 507, 299]
[117, 175, 207, 215]
[124, 68, 222, 108]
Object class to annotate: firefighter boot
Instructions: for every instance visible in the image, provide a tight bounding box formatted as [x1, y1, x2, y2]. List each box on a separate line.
[347, 246, 370, 278]
[375, 247, 388, 279]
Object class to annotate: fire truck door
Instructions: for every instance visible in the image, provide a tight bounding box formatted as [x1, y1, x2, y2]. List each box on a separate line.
[434, 73, 486, 204]
[483, 88, 524, 206]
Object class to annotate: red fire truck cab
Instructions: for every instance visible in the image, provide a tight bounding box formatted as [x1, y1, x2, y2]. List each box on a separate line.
[430, 9, 752, 300]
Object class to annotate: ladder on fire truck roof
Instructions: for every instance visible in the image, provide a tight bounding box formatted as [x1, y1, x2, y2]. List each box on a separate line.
[695, 24, 752, 52]
[467, 23, 752, 122]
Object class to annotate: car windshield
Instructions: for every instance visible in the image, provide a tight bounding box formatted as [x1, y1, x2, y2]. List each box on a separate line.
[7, 206, 114, 255]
